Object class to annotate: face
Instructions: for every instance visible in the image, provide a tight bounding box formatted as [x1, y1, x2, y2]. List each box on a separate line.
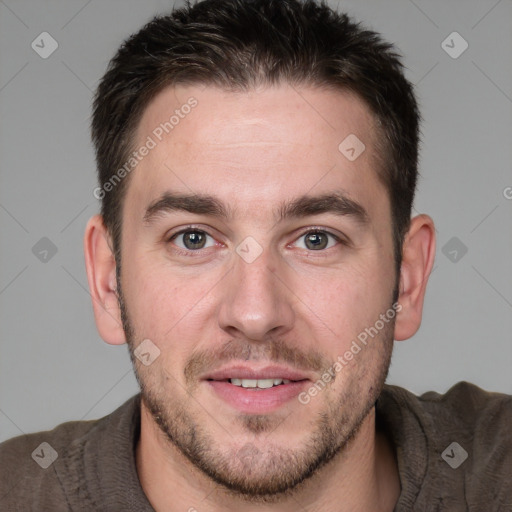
[117, 84, 398, 497]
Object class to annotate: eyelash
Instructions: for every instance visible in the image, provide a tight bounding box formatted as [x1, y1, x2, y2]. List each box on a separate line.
[166, 225, 346, 257]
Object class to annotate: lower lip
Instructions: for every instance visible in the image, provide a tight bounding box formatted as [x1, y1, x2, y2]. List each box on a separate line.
[206, 380, 309, 414]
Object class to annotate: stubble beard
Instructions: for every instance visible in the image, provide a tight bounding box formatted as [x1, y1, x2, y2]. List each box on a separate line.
[116, 274, 395, 502]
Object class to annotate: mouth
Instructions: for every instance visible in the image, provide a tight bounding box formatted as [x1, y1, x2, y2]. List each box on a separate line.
[202, 365, 311, 413]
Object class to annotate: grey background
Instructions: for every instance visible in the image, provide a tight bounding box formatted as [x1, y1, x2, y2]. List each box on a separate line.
[1, 0, 511, 443]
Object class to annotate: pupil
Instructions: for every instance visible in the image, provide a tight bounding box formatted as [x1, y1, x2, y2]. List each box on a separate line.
[185, 231, 205, 249]
[306, 233, 327, 250]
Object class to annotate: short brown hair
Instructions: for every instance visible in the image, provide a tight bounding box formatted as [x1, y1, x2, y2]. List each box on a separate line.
[91, 0, 420, 277]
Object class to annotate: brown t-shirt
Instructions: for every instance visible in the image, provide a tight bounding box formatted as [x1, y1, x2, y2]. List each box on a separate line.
[0, 381, 511, 511]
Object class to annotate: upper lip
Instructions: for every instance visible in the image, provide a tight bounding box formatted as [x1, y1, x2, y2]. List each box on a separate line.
[202, 364, 312, 382]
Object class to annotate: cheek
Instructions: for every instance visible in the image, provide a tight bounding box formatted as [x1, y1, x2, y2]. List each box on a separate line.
[121, 255, 218, 345]
[120, 256, 174, 333]
[323, 261, 390, 316]
[301, 259, 395, 362]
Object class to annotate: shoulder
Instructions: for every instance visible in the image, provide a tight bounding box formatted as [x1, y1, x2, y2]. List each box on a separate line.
[386, 380, 510, 418]
[419, 382, 512, 483]
[379, 382, 512, 509]
[381, 380, 511, 431]
[402, 381, 511, 449]
[0, 418, 99, 510]
[0, 394, 141, 510]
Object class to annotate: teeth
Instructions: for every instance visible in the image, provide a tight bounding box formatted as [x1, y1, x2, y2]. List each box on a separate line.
[256, 379, 274, 389]
[229, 378, 291, 388]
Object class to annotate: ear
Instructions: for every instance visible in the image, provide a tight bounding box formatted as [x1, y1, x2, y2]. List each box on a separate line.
[84, 214, 126, 345]
[394, 214, 436, 341]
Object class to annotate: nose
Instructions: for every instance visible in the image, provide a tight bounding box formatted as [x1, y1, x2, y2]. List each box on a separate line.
[217, 246, 295, 342]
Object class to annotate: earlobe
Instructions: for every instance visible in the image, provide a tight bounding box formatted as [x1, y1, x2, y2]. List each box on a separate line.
[84, 215, 127, 345]
[394, 214, 436, 341]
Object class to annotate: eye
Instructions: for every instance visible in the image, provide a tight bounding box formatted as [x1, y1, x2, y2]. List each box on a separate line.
[169, 229, 216, 251]
[293, 229, 341, 251]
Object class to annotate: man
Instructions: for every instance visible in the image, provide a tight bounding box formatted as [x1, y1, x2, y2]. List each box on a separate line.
[1, 0, 510, 510]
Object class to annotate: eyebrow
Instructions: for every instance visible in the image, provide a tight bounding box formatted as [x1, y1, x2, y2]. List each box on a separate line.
[143, 191, 369, 226]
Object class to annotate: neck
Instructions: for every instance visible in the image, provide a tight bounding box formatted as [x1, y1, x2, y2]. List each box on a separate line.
[135, 403, 400, 512]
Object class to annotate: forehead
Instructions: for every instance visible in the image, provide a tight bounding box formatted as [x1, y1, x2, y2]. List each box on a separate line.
[125, 83, 386, 224]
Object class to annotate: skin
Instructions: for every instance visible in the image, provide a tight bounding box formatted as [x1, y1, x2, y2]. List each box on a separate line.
[84, 84, 436, 511]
